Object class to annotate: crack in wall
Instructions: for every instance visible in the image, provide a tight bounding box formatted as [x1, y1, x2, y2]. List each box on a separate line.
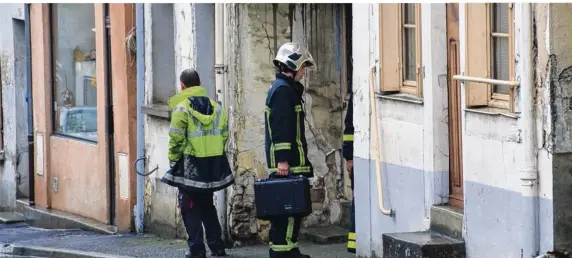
[226, 4, 350, 243]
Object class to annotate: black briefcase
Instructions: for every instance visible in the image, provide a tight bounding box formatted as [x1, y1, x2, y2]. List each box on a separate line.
[254, 172, 312, 220]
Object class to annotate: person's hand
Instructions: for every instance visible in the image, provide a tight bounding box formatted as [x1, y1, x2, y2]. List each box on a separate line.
[346, 160, 353, 177]
[277, 162, 289, 176]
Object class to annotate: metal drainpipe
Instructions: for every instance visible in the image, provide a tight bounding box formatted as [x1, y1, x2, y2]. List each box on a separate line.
[24, 3, 35, 207]
[135, 3, 145, 234]
[214, 3, 228, 242]
[518, 3, 539, 256]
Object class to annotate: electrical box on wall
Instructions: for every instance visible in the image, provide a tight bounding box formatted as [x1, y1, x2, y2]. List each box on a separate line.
[36, 133, 44, 176]
[53, 177, 58, 193]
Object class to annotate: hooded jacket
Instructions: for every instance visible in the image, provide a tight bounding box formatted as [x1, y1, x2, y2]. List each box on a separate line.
[161, 86, 234, 193]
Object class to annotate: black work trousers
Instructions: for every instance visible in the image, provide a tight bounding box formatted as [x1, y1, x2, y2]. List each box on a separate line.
[269, 215, 303, 258]
[178, 190, 225, 256]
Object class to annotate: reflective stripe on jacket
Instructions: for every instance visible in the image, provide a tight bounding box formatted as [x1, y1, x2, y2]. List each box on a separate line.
[264, 73, 313, 177]
[161, 86, 234, 193]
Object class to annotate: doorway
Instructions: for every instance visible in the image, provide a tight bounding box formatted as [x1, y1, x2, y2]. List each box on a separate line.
[104, 3, 116, 226]
[446, 3, 464, 209]
[13, 18, 29, 199]
[45, 3, 115, 223]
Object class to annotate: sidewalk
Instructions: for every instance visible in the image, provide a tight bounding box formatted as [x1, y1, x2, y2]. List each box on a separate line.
[0, 223, 350, 258]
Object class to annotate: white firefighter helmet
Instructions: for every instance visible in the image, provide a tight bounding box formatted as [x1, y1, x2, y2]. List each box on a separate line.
[273, 42, 316, 71]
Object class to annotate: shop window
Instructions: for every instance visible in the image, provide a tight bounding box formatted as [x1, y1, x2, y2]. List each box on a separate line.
[50, 4, 98, 142]
[378, 3, 423, 97]
[465, 3, 515, 111]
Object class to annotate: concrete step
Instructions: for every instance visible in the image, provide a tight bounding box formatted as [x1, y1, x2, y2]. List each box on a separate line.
[382, 231, 465, 258]
[16, 199, 117, 234]
[0, 212, 26, 224]
[300, 226, 349, 244]
[430, 205, 463, 240]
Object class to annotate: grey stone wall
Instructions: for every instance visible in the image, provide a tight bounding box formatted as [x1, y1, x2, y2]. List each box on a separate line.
[225, 3, 349, 244]
[0, 4, 28, 211]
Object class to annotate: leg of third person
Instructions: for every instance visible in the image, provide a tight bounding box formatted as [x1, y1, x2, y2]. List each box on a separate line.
[199, 192, 226, 256]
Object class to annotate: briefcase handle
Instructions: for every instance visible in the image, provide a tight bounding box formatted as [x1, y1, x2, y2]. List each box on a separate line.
[268, 169, 296, 180]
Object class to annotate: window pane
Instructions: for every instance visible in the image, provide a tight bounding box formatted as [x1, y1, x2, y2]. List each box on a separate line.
[492, 3, 509, 34]
[402, 4, 416, 82]
[51, 4, 98, 142]
[403, 28, 416, 81]
[403, 4, 415, 25]
[492, 37, 510, 94]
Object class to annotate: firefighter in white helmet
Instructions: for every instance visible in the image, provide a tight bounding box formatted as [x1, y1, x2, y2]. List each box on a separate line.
[263, 42, 316, 258]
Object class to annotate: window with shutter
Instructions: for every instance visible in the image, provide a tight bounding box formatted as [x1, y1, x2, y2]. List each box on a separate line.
[465, 3, 515, 111]
[379, 3, 422, 97]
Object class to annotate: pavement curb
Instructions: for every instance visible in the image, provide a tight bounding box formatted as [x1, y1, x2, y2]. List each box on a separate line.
[1, 244, 133, 258]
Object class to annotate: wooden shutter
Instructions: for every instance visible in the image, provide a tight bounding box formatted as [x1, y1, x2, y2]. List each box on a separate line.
[465, 3, 489, 107]
[379, 4, 401, 92]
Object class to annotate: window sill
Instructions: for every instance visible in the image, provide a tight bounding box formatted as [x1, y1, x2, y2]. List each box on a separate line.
[142, 104, 171, 120]
[464, 107, 519, 119]
[375, 92, 424, 105]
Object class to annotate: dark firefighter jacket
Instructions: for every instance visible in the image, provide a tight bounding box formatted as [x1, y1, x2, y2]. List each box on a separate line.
[161, 86, 234, 193]
[343, 93, 354, 161]
[264, 73, 314, 177]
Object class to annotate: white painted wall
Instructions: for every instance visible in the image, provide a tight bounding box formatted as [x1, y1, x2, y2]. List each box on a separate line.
[352, 3, 449, 257]
[353, 3, 553, 257]
[459, 4, 552, 257]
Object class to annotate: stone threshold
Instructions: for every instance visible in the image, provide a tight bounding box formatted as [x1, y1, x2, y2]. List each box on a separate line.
[0, 211, 26, 224]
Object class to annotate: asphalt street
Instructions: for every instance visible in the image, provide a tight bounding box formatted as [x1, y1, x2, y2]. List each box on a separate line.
[0, 223, 350, 258]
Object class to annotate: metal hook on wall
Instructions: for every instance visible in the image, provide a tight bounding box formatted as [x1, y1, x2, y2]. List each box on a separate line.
[132, 156, 159, 176]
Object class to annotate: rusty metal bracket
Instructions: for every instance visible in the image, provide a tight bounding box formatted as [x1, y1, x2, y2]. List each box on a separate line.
[133, 156, 159, 176]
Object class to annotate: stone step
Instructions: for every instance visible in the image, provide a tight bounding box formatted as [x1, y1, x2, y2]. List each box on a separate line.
[382, 231, 465, 258]
[300, 226, 349, 244]
[15, 199, 116, 234]
[430, 205, 463, 240]
[0, 212, 26, 224]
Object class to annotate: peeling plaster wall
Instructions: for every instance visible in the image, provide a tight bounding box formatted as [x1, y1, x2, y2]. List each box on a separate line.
[533, 4, 554, 254]
[224, 4, 349, 244]
[538, 3, 572, 254]
[292, 3, 351, 229]
[0, 4, 28, 211]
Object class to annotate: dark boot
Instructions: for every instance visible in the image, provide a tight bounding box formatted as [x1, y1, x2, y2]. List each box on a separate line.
[185, 250, 206, 258]
[211, 249, 227, 256]
[268, 251, 310, 258]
